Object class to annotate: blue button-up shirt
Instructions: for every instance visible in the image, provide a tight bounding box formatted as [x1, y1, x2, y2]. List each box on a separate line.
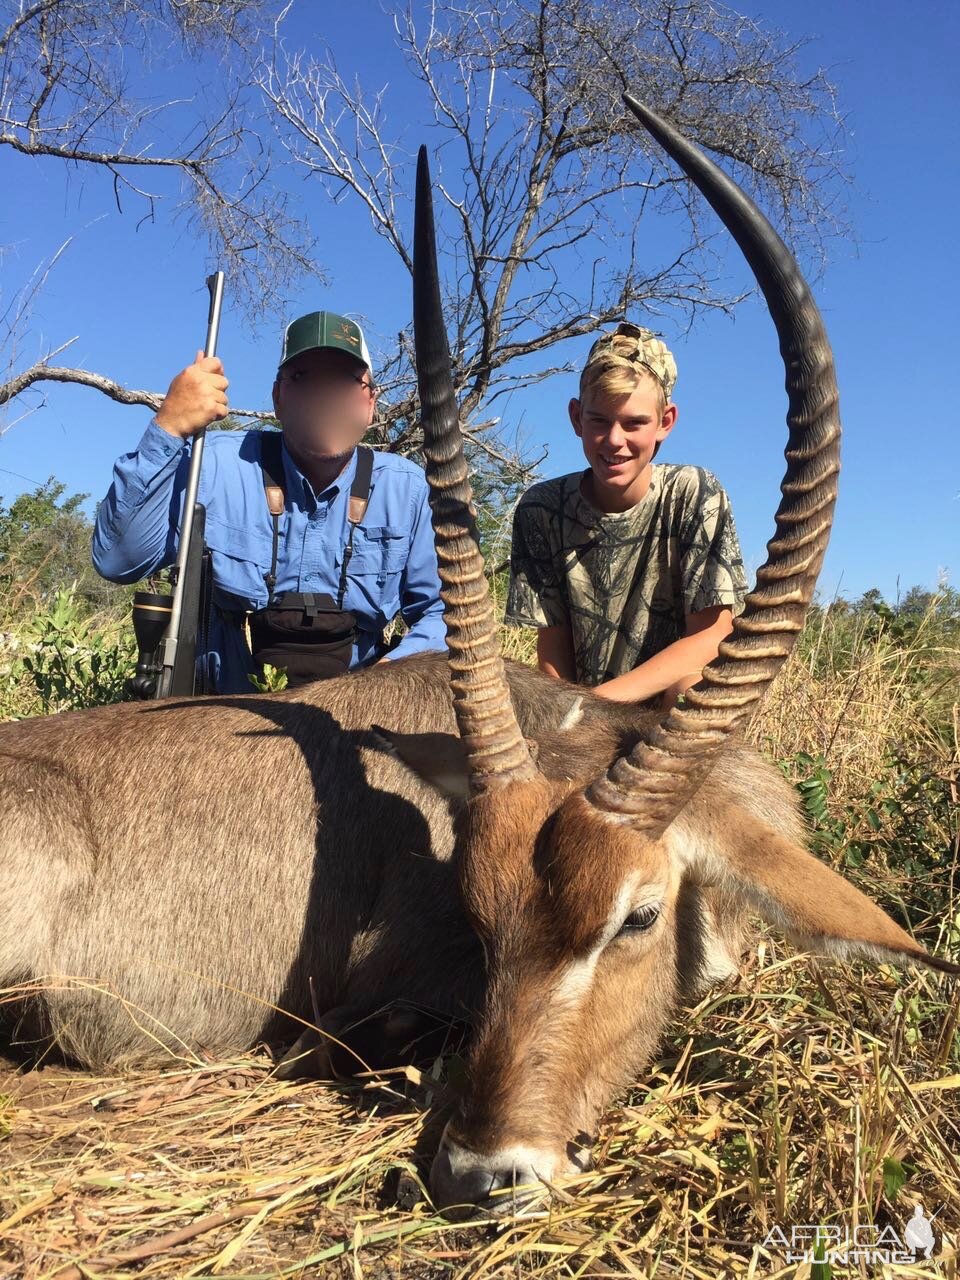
[93, 420, 446, 692]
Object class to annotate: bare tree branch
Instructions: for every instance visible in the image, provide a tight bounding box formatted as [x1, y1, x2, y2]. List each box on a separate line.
[0, 0, 321, 316]
[4, 0, 849, 513]
[254, 0, 848, 506]
[0, 361, 536, 479]
[0, 360, 274, 419]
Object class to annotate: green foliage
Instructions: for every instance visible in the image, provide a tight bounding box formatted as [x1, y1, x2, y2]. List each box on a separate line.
[785, 745, 958, 932]
[801, 587, 959, 738]
[0, 478, 133, 621]
[15, 588, 134, 716]
[787, 750, 835, 830]
[0, 476, 150, 717]
[890, 990, 925, 1049]
[810, 1233, 833, 1280]
[882, 1156, 912, 1200]
[248, 663, 289, 692]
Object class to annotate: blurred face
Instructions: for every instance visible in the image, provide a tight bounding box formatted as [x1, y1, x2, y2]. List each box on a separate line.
[273, 347, 377, 466]
[570, 375, 676, 508]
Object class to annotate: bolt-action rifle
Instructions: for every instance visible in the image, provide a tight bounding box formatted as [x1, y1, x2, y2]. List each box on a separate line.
[128, 272, 225, 700]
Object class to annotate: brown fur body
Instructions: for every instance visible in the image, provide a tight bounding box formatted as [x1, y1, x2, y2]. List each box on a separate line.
[0, 652, 784, 1070]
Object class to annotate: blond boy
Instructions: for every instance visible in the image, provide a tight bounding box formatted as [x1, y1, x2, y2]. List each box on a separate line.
[506, 323, 747, 705]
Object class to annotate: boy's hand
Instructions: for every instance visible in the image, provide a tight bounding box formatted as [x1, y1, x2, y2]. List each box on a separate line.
[155, 351, 229, 438]
[536, 625, 577, 682]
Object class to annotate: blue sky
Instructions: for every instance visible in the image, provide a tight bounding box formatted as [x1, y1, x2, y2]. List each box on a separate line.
[1, 0, 958, 602]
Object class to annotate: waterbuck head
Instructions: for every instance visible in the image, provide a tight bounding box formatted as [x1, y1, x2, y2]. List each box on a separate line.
[398, 99, 957, 1215]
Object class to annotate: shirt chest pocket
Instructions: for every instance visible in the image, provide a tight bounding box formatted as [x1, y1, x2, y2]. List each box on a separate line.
[346, 525, 409, 581]
[203, 516, 276, 606]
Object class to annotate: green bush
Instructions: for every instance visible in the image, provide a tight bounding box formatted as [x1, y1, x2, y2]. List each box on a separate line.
[0, 479, 131, 621]
[11, 587, 134, 717]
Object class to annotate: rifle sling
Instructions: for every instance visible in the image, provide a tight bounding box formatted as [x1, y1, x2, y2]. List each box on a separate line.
[258, 432, 373, 608]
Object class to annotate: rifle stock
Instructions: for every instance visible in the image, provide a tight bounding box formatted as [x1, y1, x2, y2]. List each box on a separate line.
[158, 504, 208, 697]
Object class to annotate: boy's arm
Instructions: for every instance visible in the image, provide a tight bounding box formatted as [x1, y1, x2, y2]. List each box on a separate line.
[536, 624, 577, 681]
[592, 604, 734, 705]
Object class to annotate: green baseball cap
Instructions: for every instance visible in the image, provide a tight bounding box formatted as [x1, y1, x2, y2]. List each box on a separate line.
[279, 310, 372, 371]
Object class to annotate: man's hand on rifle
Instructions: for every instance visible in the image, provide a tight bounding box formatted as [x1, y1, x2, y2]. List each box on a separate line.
[155, 351, 230, 438]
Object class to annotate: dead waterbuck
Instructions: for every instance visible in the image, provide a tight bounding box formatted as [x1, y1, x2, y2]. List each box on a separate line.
[0, 98, 955, 1221]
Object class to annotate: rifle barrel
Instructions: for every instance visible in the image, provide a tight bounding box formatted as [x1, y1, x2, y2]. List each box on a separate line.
[157, 271, 225, 697]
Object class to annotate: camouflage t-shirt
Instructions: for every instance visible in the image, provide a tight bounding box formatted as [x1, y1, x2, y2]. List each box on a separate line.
[505, 464, 748, 686]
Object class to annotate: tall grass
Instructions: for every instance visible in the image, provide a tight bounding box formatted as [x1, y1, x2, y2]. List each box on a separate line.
[753, 598, 959, 954]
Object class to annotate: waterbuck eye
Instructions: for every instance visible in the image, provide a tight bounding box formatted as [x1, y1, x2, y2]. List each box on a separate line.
[617, 904, 661, 936]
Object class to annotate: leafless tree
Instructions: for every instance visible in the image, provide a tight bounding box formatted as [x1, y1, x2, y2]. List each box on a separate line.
[0, 0, 317, 312]
[0, 0, 322, 435]
[2, 0, 848, 500]
[0, 235, 276, 439]
[256, 0, 847, 466]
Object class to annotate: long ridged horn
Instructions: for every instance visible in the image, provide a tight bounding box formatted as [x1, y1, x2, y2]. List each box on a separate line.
[586, 96, 841, 833]
[413, 147, 538, 788]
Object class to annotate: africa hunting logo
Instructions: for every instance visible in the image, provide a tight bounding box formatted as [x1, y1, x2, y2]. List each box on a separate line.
[761, 1203, 938, 1265]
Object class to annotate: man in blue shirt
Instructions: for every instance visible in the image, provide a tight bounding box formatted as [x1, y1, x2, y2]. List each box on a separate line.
[93, 311, 446, 693]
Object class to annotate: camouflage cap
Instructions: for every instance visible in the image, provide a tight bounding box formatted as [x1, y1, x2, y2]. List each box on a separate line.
[584, 322, 677, 401]
[279, 311, 372, 371]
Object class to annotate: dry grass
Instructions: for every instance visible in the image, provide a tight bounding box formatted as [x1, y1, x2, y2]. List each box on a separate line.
[3, 951, 958, 1278]
[752, 603, 958, 808]
[2, 596, 959, 1277]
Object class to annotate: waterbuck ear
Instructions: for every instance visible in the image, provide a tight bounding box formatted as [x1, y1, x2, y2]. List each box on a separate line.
[370, 726, 541, 798]
[674, 806, 960, 976]
[370, 727, 472, 799]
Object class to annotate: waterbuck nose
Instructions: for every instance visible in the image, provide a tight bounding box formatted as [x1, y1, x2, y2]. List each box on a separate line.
[430, 1134, 549, 1214]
